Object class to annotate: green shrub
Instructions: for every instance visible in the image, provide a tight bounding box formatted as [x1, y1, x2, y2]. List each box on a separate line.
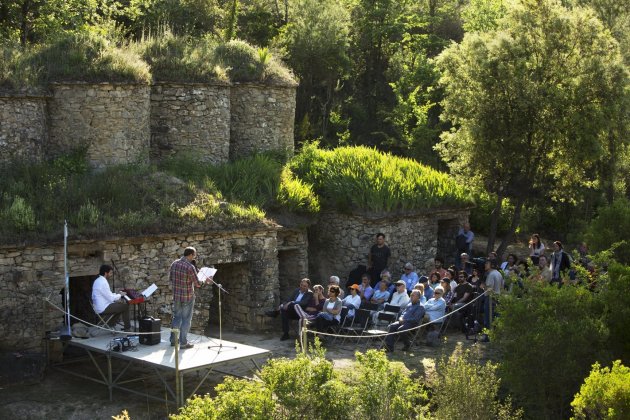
[171, 378, 274, 420]
[214, 39, 296, 85]
[76, 202, 100, 228]
[599, 263, 630, 363]
[432, 344, 522, 420]
[26, 32, 150, 84]
[289, 142, 473, 213]
[348, 349, 427, 420]
[2, 196, 36, 231]
[571, 360, 630, 420]
[585, 198, 630, 264]
[139, 32, 227, 83]
[277, 167, 320, 213]
[259, 345, 344, 419]
[491, 280, 610, 419]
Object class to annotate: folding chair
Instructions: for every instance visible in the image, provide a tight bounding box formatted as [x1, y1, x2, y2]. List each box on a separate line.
[360, 302, 379, 312]
[90, 300, 116, 336]
[339, 308, 371, 345]
[383, 303, 401, 315]
[363, 311, 397, 350]
[324, 306, 349, 344]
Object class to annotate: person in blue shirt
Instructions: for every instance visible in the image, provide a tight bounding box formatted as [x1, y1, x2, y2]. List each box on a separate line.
[401, 262, 419, 293]
[383, 290, 425, 352]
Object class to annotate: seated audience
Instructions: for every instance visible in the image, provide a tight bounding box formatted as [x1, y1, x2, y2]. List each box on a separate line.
[440, 278, 454, 306]
[429, 257, 448, 281]
[383, 290, 425, 352]
[359, 274, 374, 303]
[390, 280, 411, 308]
[309, 285, 343, 334]
[379, 270, 396, 295]
[429, 272, 442, 291]
[328, 275, 345, 298]
[532, 255, 552, 283]
[412, 283, 427, 305]
[342, 284, 362, 320]
[423, 286, 446, 324]
[419, 275, 434, 300]
[294, 284, 326, 321]
[401, 262, 419, 293]
[266, 278, 313, 341]
[451, 270, 473, 309]
[460, 253, 473, 276]
[370, 280, 391, 311]
[468, 267, 483, 292]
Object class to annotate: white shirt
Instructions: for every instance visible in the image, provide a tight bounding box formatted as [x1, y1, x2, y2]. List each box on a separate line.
[342, 294, 361, 318]
[92, 275, 121, 313]
[390, 291, 410, 308]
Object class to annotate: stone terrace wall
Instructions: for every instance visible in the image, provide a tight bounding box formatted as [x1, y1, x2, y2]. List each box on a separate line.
[48, 83, 150, 167]
[0, 93, 48, 162]
[150, 83, 231, 164]
[0, 227, 280, 352]
[229, 83, 296, 160]
[308, 209, 470, 285]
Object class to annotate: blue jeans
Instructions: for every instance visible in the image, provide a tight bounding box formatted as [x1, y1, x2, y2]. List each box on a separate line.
[171, 298, 195, 345]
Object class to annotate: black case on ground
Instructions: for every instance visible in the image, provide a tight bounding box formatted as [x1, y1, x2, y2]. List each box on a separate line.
[139, 317, 161, 345]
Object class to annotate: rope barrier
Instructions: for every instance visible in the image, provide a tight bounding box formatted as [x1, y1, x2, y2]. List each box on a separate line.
[305, 290, 488, 339]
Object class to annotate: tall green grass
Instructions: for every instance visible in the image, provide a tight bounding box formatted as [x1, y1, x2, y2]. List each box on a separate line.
[289, 142, 473, 213]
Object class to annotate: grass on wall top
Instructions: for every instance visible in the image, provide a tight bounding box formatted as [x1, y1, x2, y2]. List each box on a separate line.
[288, 142, 474, 213]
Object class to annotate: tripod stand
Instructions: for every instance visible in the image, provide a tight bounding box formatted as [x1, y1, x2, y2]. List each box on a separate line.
[207, 282, 236, 351]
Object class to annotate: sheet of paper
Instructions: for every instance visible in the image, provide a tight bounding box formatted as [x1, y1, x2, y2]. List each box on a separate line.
[197, 267, 217, 283]
[142, 283, 158, 298]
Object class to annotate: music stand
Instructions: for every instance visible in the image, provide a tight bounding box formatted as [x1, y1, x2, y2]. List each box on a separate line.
[197, 267, 236, 351]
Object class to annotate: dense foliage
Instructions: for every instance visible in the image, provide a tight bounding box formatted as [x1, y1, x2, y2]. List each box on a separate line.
[571, 360, 630, 419]
[288, 142, 473, 213]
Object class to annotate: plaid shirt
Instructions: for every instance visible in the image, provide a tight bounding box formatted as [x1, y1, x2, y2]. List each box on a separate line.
[170, 257, 198, 302]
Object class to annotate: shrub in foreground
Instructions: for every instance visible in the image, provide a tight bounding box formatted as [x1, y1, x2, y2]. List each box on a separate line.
[571, 360, 630, 420]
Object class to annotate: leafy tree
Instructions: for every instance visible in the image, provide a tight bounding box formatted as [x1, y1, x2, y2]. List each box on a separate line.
[571, 360, 630, 420]
[461, 0, 506, 32]
[585, 198, 630, 264]
[436, 0, 628, 257]
[491, 281, 609, 418]
[598, 263, 630, 363]
[273, 0, 351, 143]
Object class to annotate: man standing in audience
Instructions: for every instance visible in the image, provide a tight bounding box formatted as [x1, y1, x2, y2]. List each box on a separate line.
[367, 233, 391, 287]
[267, 278, 313, 341]
[483, 259, 503, 329]
[456, 222, 474, 255]
[550, 241, 571, 286]
[383, 290, 425, 352]
[400, 262, 419, 293]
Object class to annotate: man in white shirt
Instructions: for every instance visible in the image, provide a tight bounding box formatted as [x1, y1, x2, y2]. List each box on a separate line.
[91, 264, 131, 331]
[390, 280, 410, 308]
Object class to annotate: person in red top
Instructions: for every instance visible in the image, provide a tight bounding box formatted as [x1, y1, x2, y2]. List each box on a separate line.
[169, 246, 209, 349]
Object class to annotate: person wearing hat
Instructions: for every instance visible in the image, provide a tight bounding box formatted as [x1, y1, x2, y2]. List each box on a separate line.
[342, 284, 362, 319]
[400, 262, 419, 293]
[390, 280, 410, 308]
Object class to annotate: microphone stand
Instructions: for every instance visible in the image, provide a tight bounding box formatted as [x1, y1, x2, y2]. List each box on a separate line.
[207, 281, 236, 351]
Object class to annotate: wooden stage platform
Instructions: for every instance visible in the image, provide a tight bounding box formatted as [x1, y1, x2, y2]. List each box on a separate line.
[49, 329, 271, 407]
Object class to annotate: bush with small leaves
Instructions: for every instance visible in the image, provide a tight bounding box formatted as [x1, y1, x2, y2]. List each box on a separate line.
[571, 361, 630, 420]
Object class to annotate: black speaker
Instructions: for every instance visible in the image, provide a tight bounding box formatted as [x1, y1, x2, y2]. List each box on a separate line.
[139, 317, 161, 345]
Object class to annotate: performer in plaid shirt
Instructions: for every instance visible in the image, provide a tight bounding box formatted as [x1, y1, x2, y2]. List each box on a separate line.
[169, 246, 207, 348]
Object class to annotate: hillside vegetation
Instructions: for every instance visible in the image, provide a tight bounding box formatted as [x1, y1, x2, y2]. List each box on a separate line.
[0, 145, 471, 244]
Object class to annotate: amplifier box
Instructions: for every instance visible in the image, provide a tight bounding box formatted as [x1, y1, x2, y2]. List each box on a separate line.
[139, 317, 161, 345]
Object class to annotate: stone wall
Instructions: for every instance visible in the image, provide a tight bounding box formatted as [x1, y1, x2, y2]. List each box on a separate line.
[0, 93, 48, 162]
[229, 83, 296, 160]
[0, 227, 286, 352]
[308, 209, 471, 285]
[48, 83, 150, 167]
[150, 83, 231, 164]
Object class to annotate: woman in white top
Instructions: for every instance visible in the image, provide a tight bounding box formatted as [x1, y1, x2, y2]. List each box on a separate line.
[529, 233, 545, 265]
[342, 284, 362, 319]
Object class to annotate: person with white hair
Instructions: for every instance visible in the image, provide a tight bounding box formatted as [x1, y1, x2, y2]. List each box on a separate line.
[382, 289, 425, 352]
[400, 262, 419, 293]
[423, 286, 446, 324]
[328, 275, 344, 298]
